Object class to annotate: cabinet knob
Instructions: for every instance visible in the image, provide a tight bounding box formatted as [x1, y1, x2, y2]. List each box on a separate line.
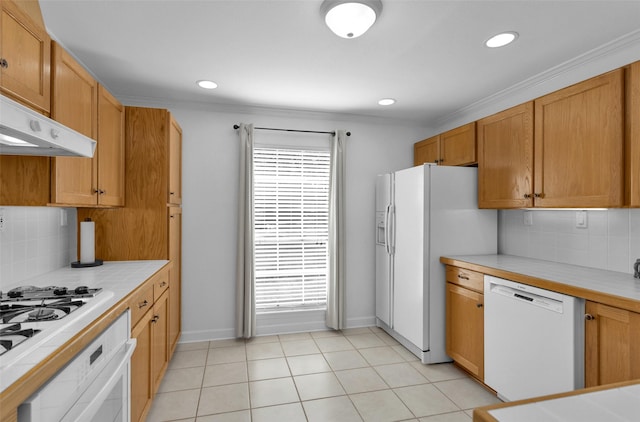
[152, 315, 160, 323]
[170, 192, 175, 195]
[160, 281, 167, 287]
[534, 193, 544, 198]
[138, 300, 149, 309]
[524, 193, 532, 199]
[585, 314, 595, 321]
[476, 303, 483, 308]
[0, 58, 8, 69]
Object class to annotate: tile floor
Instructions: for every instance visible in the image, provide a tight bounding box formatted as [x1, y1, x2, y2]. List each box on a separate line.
[147, 326, 500, 422]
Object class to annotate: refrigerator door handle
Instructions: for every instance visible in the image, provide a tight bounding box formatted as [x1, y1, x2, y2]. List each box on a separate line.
[385, 205, 391, 254]
[387, 204, 395, 255]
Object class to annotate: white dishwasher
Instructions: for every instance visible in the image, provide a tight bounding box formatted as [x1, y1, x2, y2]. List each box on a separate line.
[484, 275, 584, 402]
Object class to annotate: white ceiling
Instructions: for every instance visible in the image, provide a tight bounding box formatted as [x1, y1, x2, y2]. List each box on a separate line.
[39, 0, 640, 126]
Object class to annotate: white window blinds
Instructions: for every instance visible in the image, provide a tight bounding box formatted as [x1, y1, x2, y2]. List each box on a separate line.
[253, 146, 330, 312]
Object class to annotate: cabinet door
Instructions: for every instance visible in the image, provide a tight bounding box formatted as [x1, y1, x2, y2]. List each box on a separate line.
[131, 309, 153, 422]
[50, 42, 98, 205]
[626, 61, 640, 207]
[0, 0, 50, 113]
[168, 207, 182, 354]
[477, 102, 534, 209]
[414, 136, 440, 166]
[151, 289, 170, 394]
[168, 115, 182, 205]
[446, 283, 484, 380]
[534, 70, 624, 207]
[97, 85, 125, 206]
[440, 122, 476, 166]
[585, 301, 640, 387]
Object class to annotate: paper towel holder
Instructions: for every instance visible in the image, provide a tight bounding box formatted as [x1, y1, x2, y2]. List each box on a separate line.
[71, 217, 103, 268]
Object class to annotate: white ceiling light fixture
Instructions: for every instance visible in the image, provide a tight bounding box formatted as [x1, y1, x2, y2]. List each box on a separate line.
[378, 98, 395, 106]
[485, 31, 519, 48]
[320, 0, 383, 39]
[197, 80, 218, 89]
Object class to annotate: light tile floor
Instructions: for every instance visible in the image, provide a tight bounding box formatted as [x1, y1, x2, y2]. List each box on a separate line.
[147, 326, 500, 422]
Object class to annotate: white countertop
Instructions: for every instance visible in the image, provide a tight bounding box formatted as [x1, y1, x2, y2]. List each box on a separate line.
[488, 383, 640, 421]
[0, 260, 168, 393]
[443, 254, 640, 303]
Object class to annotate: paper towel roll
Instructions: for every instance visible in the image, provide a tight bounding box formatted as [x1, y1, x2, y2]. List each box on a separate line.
[80, 219, 95, 264]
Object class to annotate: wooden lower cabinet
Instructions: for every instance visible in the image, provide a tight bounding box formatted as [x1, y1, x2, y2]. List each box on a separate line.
[130, 268, 171, 422]
[445, 266, 484, 380]
[585, 301, 640, 387]
[131, 307, 153, 422]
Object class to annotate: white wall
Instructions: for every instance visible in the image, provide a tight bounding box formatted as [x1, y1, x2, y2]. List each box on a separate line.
[499, 209, 640, 275]
[161, 104, 428, 342]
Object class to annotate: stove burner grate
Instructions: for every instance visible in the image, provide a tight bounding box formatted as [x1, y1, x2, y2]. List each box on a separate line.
[0, 298, 84, 324]
[0, 324, 41, 356]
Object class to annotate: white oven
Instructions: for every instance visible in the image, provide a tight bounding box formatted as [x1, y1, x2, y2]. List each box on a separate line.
[17, 311, 136, 422]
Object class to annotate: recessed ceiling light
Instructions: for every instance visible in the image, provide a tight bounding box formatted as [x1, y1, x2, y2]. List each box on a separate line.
[378, 98, 396, 106]
[485, 31, 519, 48]
[197, 80, 218, 89]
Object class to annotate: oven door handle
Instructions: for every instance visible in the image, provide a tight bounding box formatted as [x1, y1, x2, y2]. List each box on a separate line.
[60, 338, 136, 422]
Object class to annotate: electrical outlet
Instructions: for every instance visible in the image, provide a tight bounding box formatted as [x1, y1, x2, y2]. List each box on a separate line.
[523, 211, 533, 226]
[60, 209, 68, 227]
[0, 211, 4, 232]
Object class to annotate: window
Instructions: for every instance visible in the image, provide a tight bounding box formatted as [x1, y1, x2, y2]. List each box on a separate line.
[253, 146, 330, 312]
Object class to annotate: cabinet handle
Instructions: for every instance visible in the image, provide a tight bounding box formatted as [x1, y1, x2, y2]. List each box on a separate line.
[152, 315, 160, 323]
[534, 193, 544, 198]
[0, 58, 8, 69]
[457, 274, 469, 280]
[585, 314, 596, 321]
[160, 281, 167, 287]
[170, 192, 175, 195]
[138, 300, 149, 309]
[477, 303, 483, 308]
[524, 193, 532, 199]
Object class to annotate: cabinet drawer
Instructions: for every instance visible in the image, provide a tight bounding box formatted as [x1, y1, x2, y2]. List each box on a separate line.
[130, 281, 153, 328]
[446, 266, 484, 293]
[152, 268, 169, 302]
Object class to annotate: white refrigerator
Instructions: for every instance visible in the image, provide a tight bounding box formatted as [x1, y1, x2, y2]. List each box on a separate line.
[375, 164, 497, 364]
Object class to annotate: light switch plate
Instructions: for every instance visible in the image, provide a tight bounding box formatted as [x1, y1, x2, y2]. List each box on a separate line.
[523, 211, 533, 226]
[576, 211, 587, 228]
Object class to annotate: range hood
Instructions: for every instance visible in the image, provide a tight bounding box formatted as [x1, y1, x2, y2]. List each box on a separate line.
[0, 94, 96, 157]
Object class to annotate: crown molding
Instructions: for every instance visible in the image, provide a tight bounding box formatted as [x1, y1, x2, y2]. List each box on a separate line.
[431, 28, 640, 133]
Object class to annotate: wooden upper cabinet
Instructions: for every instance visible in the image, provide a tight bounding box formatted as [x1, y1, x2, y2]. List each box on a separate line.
[626, 61, 640, 207]
[414, 123, 476, 167]
[585, 301, 640, 387]
[168, 115, 182, 205]
[477, 102, 534, 209]
[50, 42, 98, 205]
[50, 43, 124, 207]
[534, 69, 624, 208]
[0, 0, 51, 114]
[96, 85, 125, 207]
[440, 122, 476, 166]
[414, 135, 440, 166]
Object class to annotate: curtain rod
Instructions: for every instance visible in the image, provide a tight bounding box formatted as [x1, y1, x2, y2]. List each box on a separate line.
[233, 124, 351, 137]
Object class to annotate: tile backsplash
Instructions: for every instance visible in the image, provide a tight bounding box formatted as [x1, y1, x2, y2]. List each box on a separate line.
[0, 206, 77, 289]
[499, 209, 640, 274]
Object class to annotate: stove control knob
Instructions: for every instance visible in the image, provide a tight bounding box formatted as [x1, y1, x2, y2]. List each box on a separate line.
[74, 286, 89, 295]
[54, 287, 68, 296]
